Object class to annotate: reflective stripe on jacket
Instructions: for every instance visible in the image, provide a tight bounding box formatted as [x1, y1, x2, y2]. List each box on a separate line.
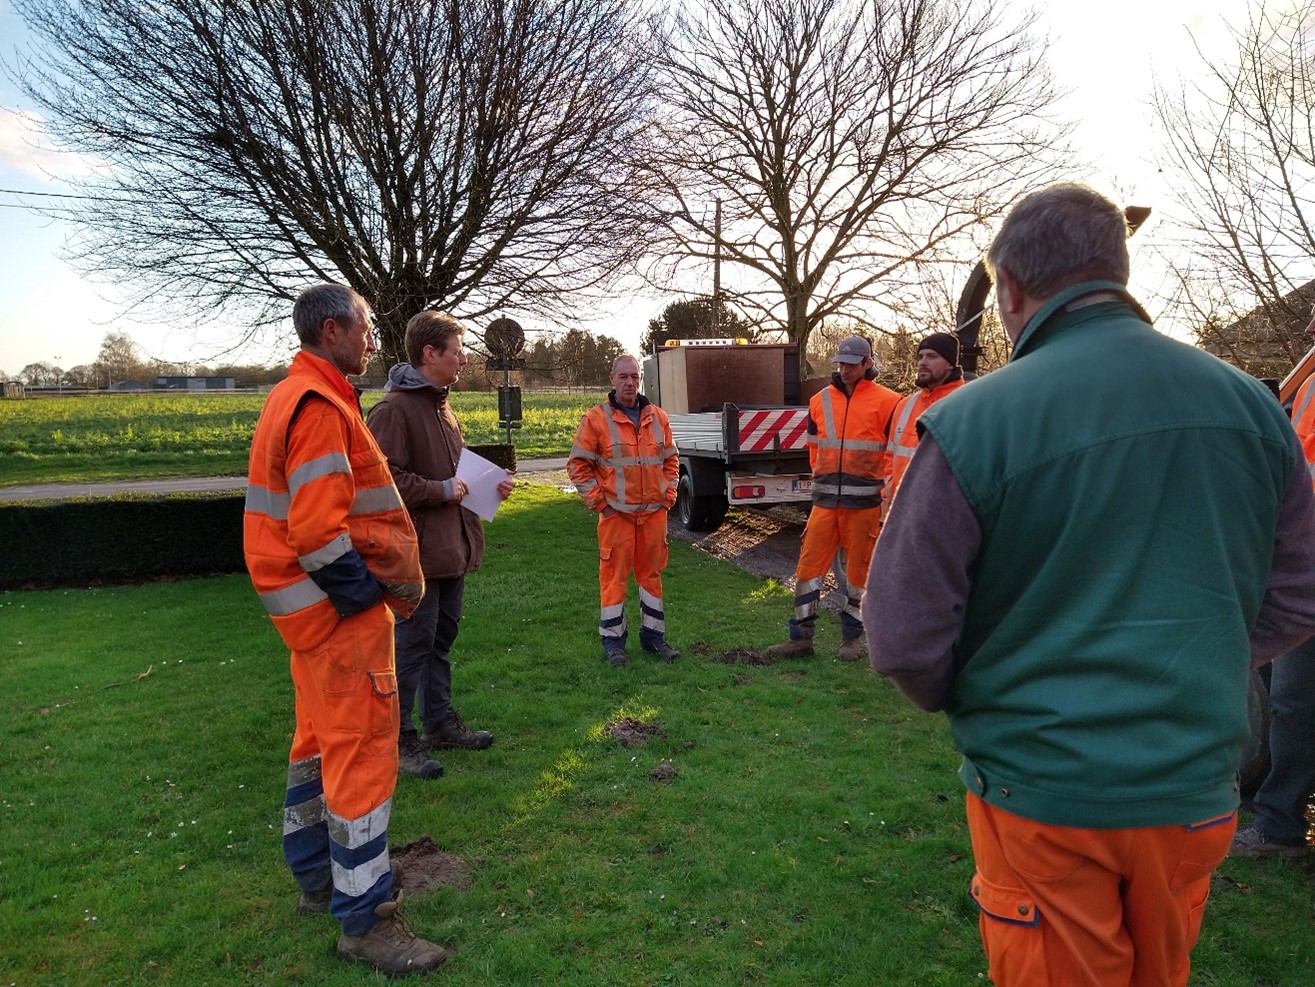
[244, 351, 423, 652]
[1292, 374, 1315, 484]
[884, 373, 966, 507]
[806, 377, 900, 509]
[568, 393, 678, 515]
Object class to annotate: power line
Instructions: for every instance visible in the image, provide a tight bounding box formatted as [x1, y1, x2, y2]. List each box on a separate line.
[0, 186, 97, 199]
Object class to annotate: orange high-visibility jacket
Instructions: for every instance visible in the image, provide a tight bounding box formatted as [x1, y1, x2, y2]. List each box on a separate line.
[244, 351, 423, 652]
[807, 377, 900, 509]
[883, 375, 967, 507]
[1292, 374, 1315, 483]
[568, 394, 678, 516]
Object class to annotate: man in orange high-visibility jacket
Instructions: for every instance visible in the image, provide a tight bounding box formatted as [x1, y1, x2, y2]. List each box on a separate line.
[883, 332, 967, 513]
[765, 337, 900, 662]
[244, 283, 446, 977]
[568, 354, 681, 666]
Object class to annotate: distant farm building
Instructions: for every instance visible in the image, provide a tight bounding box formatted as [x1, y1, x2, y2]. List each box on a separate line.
[152, 375, 236, 391]
[1202, 280, 1315, 380]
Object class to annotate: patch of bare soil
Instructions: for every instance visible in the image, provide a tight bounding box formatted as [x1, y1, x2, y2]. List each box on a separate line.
[689, 640, 774, 666]
[649, 762, 677, 783]
[391, 835, 475, 894]
[605, 717, 665, 747]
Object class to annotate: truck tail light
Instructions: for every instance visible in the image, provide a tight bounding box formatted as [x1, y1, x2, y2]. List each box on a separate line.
[731, 484, 766, 500]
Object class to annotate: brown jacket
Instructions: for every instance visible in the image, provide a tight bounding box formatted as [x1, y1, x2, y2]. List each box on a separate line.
[366, 364, 484, 579]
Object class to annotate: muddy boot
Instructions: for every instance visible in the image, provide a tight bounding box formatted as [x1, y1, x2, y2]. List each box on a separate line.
[336, 890, 449, 976]
[398, 732, 444, 779]
[837, 636, 865, 662]
[764, 637, 814, 659]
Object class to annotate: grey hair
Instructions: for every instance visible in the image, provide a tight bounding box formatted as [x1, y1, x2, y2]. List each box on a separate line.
[986, 183, 1130, 299]
[292, 284, 365, 346]
[611, 354, 642, 373]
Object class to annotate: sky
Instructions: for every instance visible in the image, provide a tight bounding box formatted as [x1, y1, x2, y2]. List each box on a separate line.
[0, 0, 1258, 378]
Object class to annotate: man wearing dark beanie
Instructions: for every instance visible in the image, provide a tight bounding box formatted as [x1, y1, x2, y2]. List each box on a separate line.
[882, 332, 966, 513]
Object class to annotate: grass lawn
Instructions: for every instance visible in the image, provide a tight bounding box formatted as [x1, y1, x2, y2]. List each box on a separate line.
[2, 483, 1312, 985]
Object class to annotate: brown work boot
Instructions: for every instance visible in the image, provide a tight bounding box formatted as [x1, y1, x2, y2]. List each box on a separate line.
[604, 647, 629, 667]
[299, 860, 405, 915]
[764, 637, 814, 659]
[643, 640, 682, 662]
[837, 637, 865, 662]
[424, 709, 494, 751]
[1229, 825, 1309, 859]
[336, 891, 450, 976]
[398, 732, 444, 779]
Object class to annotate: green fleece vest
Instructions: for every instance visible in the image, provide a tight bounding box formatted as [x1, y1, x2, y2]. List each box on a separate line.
[919, 281, 1300, 828]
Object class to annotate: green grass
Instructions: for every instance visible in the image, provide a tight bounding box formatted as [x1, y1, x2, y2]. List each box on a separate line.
[0, 390, 603, 486]
[2, 483, 1313, 986]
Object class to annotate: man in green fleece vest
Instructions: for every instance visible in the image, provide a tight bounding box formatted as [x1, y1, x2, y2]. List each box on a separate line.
[863, 183, 1315, 987]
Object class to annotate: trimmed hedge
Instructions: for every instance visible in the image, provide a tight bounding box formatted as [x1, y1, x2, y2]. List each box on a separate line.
[0, 444, 516, 590]
[0, 494, 246, 590]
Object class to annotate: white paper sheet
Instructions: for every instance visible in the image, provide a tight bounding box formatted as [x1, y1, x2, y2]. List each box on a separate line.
[455, 447, 511, 521]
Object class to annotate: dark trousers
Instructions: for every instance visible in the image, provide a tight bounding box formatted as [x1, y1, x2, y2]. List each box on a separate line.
[1253, 636, 1315, 842]
[394, 575, 464, 737]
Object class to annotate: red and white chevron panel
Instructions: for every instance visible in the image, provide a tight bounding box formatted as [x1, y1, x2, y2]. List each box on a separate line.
[736, 408, 810, 452]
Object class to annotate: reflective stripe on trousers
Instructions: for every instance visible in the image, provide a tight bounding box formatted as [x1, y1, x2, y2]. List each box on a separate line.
[597, 510, 669, 649]
[787, 504, 880, 641]
[285, 603, 400, 935]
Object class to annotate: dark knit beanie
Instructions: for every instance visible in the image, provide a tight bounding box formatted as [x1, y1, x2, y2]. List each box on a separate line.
[918, 332, 960, 367]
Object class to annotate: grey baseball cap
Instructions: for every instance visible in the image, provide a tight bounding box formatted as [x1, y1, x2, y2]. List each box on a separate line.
[831, 336, 872, 364]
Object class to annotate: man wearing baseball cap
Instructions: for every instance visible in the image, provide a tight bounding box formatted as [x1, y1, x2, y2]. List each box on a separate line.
[882, 332, 966, 513]
[764, 335, 899, 661]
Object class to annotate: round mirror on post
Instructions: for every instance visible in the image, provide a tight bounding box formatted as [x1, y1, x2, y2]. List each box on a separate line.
[485, 317, 525, 368]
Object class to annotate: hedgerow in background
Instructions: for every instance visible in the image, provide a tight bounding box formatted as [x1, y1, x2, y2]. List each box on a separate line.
[1, 483, 1311, 986]
[0, 390, 603, 485]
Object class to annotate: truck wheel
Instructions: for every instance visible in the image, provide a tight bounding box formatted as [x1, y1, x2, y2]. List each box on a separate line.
[676, 472, 728, 532]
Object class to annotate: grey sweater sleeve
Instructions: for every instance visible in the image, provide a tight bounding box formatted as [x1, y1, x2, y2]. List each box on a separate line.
[1250, 462, 1315, 669]
[862, 437, 979, 712]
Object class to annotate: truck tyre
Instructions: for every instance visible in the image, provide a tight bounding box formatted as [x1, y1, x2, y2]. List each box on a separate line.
[676, 472, 728, 532]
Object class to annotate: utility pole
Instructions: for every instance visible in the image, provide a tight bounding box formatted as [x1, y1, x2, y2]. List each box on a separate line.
[713, 199, 722, 334]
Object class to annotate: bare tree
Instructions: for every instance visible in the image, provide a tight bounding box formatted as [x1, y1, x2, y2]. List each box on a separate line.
[1153, 3, 1315, 372]
[8, 0, 663, 361]
[20, 361, 59, 386]
[92, 331, 148, 388]
[649, 0, 1065, 370]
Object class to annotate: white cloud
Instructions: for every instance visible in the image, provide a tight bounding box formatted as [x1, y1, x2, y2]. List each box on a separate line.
[0, 107, 102, 182]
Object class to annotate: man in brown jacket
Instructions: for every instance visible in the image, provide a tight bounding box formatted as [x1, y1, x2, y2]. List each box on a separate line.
[367, 311, 514, 779]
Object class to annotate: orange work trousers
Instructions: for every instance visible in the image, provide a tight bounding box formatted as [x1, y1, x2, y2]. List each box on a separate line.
[597, 509, 669, 651]
[965, 792, 1235, 987]
[788, 504, 880, 640]
[284, 603, 401, 934]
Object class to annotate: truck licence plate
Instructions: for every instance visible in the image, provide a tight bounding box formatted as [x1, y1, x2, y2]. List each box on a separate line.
[792, 478, 812, 494]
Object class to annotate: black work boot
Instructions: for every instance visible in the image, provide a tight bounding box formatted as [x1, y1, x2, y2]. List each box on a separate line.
[336, 890, 449, 976]
[398, 732, 444, 779]
[424, 709, 494, 751]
